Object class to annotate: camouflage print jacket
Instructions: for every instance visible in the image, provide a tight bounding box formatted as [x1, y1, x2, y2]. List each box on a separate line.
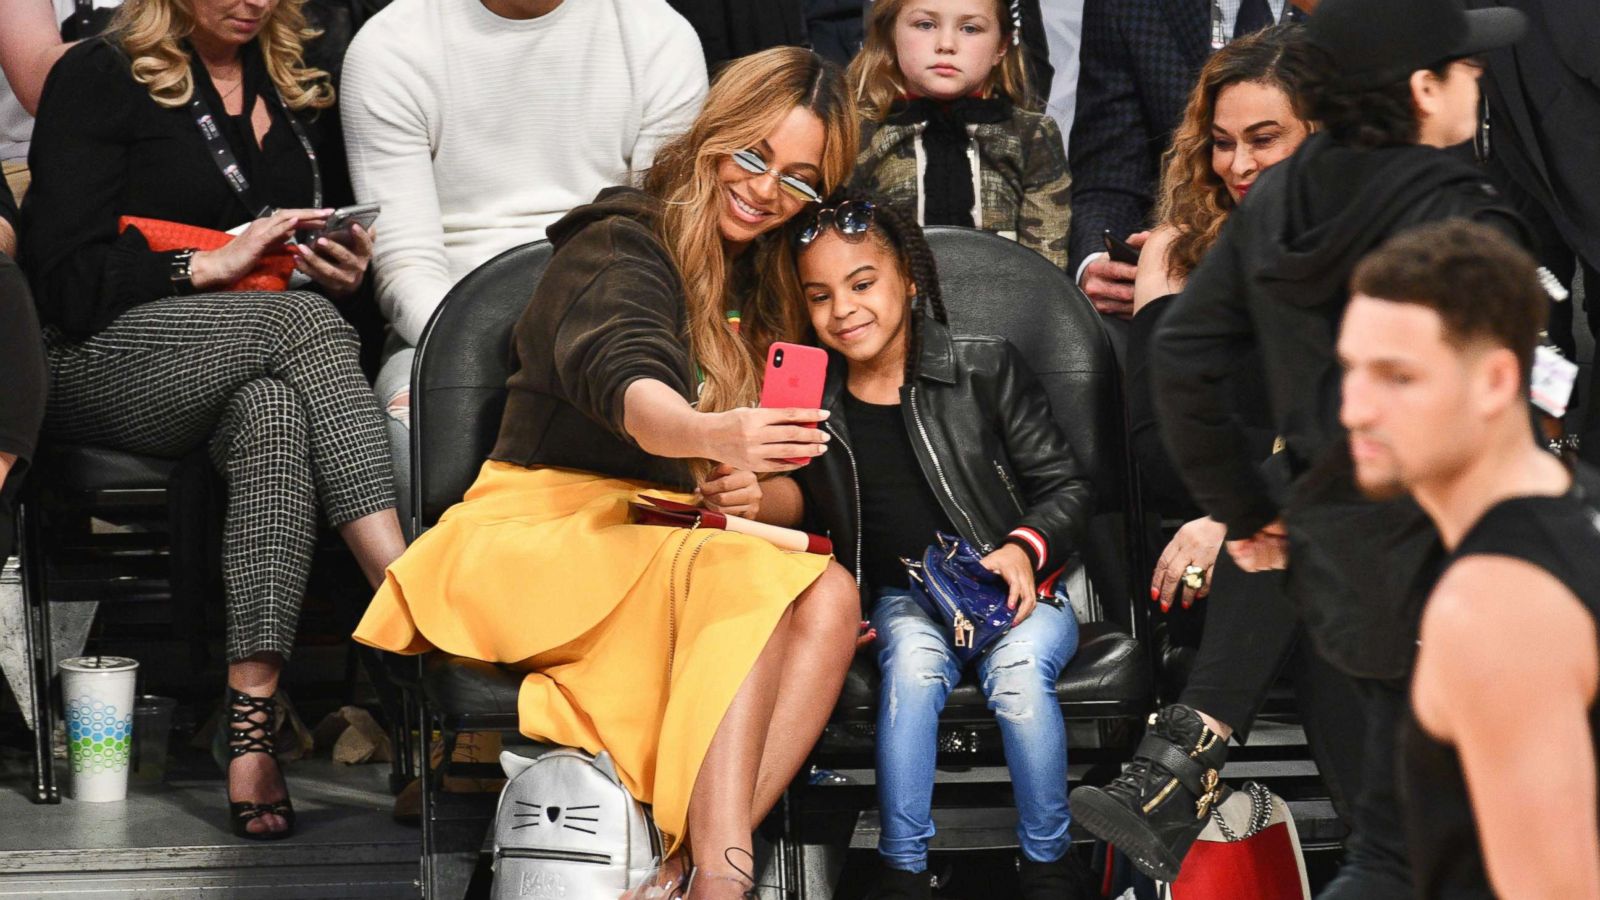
[851, 107, 1072, 270]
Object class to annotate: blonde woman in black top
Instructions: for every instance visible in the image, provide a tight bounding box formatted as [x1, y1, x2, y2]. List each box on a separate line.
[21, 0, 403, 839]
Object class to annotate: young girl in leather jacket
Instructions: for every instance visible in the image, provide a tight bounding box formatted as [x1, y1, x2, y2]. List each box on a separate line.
[706, 195, 1095, 899]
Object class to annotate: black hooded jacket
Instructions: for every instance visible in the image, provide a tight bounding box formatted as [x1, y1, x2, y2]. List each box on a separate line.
[1150, 133, 1529, 678]
[491, 187, 697, 490]
[795, 315, 1093, 595]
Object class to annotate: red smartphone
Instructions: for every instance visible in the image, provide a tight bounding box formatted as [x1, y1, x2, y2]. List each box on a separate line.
[759, 341, 828, 466]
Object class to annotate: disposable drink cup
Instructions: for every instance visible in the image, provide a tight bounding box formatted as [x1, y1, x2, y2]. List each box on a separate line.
[59, 656, 139, 802]
[132, 695, 178, 783]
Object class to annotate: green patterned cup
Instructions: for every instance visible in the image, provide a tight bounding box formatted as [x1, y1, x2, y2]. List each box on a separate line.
[60, 656, 139, 802]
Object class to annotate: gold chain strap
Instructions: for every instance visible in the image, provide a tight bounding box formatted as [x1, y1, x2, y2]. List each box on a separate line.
[666, 523, 715, 685]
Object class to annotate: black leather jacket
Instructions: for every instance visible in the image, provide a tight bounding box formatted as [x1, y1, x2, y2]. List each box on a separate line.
[795, 316, 1093, 592]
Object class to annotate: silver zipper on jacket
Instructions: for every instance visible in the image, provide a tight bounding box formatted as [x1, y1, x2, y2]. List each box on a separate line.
[994, 460, 1024, 514]
[823, 421, 864, 587]
[909, 385, 990, 553]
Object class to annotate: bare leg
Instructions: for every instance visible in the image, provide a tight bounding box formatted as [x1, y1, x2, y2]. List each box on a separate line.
[338, 507, 406, 589]
[681, 607, 795, 894]
[227, 652, 288, 835]
[748, 563, 859, 821]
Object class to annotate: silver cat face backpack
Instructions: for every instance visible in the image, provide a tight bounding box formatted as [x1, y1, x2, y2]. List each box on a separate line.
[492, 748, 663, 899]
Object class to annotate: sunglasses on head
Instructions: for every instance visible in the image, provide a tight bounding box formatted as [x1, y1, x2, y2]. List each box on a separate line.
[731, 148, 823, 205]
[796, 200, 877, 248]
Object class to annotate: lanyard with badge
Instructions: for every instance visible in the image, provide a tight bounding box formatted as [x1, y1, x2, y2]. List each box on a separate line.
[187, 73, 322, 219]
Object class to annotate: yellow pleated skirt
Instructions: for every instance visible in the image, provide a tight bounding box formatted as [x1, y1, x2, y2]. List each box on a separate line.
[353, 461, 831, 850]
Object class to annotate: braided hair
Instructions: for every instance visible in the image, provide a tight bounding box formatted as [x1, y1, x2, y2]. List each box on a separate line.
[790, 190, 949, 383]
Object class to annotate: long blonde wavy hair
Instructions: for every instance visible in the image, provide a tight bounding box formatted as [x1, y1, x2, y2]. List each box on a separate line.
[642, 48, 857, 452]
[847, 0, 1033, 121]
[106, 0, 333, 110]
[1155, 24, 1310, 278]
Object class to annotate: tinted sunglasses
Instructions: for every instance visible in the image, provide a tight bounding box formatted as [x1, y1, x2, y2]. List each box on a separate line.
[796, 200, 876, 247]
[731, 148, 823, 204]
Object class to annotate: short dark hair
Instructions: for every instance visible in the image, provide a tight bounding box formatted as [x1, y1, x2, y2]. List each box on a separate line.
[1350, 220, 1546, 383]
[1280, 42, 1449, 148]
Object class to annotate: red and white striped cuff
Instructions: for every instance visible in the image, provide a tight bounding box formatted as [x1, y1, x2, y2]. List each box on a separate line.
[1006, 527, 1047, 571]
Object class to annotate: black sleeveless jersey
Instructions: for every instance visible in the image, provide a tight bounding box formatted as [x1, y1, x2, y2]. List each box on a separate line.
[1401, 479, 1600, 898]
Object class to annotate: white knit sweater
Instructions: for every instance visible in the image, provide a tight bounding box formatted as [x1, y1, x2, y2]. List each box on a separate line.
[341, 0, 707, 346]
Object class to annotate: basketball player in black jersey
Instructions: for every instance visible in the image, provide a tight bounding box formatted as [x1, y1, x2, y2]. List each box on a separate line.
[1338, 220, 1600, 899]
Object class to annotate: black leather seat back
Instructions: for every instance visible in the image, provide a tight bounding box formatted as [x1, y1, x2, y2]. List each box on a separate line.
[411, 241, 555, 531]
[925, 228, 1133, 619]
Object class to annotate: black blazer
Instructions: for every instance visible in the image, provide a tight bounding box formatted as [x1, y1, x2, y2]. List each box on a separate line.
[1473, 0, 1600, 273]
[1067, 0, 1209, 273]
[1066, 0, 1303, 273]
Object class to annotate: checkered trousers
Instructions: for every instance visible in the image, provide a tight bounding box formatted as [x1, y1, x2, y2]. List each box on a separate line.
[43, 291, 396, 662]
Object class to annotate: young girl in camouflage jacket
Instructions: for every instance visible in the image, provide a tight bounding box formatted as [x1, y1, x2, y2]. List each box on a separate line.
[845, 0, 1072, 270]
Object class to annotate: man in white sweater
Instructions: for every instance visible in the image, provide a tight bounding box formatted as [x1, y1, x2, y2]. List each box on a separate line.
[341, 0, 707, 525]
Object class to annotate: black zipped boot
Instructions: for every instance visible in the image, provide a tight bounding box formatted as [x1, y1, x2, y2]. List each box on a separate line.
[1016, 851, 1096, 900]
[866, 864, 933, 900]
[1068, 704, 1230, 881]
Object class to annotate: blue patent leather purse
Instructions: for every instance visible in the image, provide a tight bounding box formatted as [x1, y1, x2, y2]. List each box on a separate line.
[903, 532, 1014, 666]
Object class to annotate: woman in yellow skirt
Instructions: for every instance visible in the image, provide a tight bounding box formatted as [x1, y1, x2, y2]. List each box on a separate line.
[354, 48, 863, 898]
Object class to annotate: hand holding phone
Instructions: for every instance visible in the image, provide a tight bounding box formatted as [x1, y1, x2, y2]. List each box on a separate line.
[759, 342, 829, 466]
[306, 202, 381, 246]
[1103, 229, 1142, 265]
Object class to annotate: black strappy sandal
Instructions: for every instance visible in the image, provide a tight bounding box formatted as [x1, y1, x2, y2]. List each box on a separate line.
[221, 687, 295, 840]
[682, 848, 774, 899]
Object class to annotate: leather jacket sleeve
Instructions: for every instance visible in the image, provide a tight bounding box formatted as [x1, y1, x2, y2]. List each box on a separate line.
[994, 340, 1094, 575]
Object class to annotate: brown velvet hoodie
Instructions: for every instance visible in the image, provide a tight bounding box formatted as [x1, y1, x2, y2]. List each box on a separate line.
[490, 186, 697, 490]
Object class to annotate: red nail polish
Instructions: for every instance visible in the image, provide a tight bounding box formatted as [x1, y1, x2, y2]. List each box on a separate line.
[1149, 587, 1160, 601]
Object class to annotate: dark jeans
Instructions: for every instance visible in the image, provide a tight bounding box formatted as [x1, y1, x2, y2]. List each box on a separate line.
[1178, 550, 1367, 822]
[1317, 678, 1413, 900]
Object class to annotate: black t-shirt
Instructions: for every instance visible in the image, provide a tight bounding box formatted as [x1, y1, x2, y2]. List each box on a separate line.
[844, 390, 954, 592]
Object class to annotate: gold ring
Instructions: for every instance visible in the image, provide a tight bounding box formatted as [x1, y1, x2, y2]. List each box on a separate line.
[1181, 565, 1206, 592]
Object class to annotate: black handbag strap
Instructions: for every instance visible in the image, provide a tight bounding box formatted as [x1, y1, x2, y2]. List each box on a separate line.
[188, 74, 322, 219]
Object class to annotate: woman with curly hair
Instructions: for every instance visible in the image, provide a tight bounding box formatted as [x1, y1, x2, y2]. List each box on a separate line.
[1130, 24, 1311, 595]
[1073, 22, 1365, 882]
[21, 0, 403, 839]
[1100, 0, 1532, 890]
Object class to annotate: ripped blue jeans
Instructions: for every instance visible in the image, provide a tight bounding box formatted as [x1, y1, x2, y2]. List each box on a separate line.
[869, 586, 1080, 872]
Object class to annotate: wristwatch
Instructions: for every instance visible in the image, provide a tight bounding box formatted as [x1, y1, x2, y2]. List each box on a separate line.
[169, 248, 197, 293]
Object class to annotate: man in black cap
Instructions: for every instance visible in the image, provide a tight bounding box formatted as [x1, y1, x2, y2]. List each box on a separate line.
[1069, 0, 1531, 894]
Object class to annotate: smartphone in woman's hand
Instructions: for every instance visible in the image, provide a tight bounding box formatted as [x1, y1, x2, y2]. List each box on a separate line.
[759, 342, 828, 465]
[306, 202, 381, 246]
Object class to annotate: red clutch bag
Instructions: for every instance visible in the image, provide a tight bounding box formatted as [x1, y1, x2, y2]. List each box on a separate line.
[118, 216, 296, 292]
[629, 495, 833, 556]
